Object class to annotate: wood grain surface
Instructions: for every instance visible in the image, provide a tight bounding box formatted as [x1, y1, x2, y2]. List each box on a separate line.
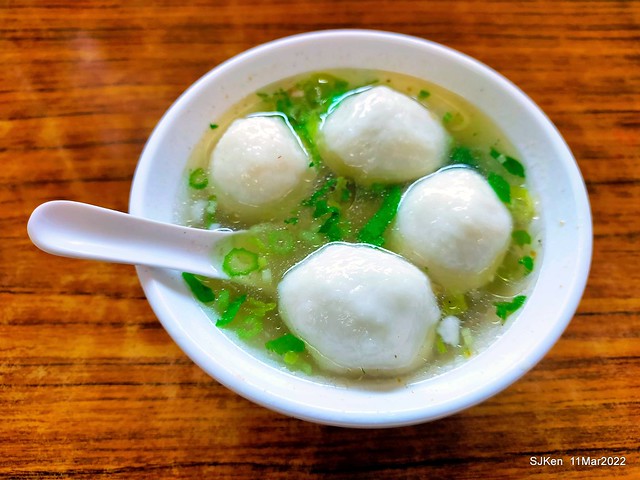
[1, 0, 638, 478]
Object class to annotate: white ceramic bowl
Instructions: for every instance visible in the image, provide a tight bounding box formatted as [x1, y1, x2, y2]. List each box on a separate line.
[129, 30, 592, 428]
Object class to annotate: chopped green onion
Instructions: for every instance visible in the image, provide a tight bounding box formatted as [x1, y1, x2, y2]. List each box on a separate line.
[418, 89, 430, 99]
[237, 316, 263, 339]
[461, 327, 473, 357]
[443, 112, 453, 123]
[258, 75, 349, 152]
[494, 295, 527, 323]
[441, 292, 468, 316]
[265, 333, 305, 355]
[512, 230, 532, 246]
[299, 73, 350, 111]
[283, 351, 299, 365]
[450, 146, 479, 167]
[222, 248, 260, 277]
[357, 185, 402, 247]
[488, 173, 511, 203]
[318, 211, 343, 241]
[436, 335, 448, 354]
[216, 294, 247, 327]
[246, 298, 276, 316]
[503, 156, 526, 178]
[312, 199, 331, 218]
[188, 168, 208, 190]
[209, 123, 218, 129]
[509, 186, 535, 225]
[181, 272, 215, 303]
[216, 289, 230, 312]
[490, 147, 526, 178]
[490, 147, 502, 159]
[303, 178, 347, 241]
[302, 178, 338, 207]
[284, 216, 299, 225]
[518, 255, 534, 274]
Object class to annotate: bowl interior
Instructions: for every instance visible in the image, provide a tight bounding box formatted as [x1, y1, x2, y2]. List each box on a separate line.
[129, 30, 592, 427]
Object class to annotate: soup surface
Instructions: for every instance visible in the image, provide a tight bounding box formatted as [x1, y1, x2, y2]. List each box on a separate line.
[176, 69, 541, 385]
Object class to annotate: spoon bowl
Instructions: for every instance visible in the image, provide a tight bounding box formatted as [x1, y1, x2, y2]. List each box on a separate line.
[127, 30, 591, 427]
[27, 200, 232, 279]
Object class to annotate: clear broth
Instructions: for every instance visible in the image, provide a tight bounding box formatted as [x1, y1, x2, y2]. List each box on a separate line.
[176, 69, 541, 387]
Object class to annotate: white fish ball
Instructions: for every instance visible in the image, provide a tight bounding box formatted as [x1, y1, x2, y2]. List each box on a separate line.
[319, 86, 449, 185]
[392, 168, 513, 292]
[278, 243, 441, 376]
[210, 116, 313, 221]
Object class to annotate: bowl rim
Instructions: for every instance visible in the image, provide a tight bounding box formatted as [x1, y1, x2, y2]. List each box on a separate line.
[129, 29, 593, 428]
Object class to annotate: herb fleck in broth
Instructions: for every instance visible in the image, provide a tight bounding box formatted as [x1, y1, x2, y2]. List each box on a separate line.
[176, 69, 541, 386]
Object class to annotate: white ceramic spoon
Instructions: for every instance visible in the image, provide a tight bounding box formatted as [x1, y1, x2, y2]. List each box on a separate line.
[27, 200, 233, 278]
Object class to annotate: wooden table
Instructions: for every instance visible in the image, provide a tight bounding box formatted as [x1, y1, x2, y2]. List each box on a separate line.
[2, 1, 638, 478]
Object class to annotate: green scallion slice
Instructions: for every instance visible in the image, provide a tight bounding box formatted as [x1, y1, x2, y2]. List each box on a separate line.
[488, 173, 511, 203]
[512, 230, 532, 246]
[490, 147, 526, 178]
[302, 178, 338, 207]
[494, 295, 527, 323]
[450, 146, 479, 167]
[436, 335, 448, 354]
[518, 255, 534, 274]
[188, 168, 208, 190]
[265, 333, 305, 355]
[216, 289, 230, 312]
[318, 212, 343, 241]
[245, 298, 276, 317]
[509, 186, 535, 225]
[357, 185, 402, 246]
[181, 272, 215, 303]
[237, 316, 263, 339]
[216, 294, 247, 327]
[222, 248, 260, 277]
[503, 156, 526, 178]
[312, 199, 331, 218]
[283, 351, 300, 365]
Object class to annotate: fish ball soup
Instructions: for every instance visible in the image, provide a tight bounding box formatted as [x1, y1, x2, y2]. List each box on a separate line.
[178, 70, 540, 383]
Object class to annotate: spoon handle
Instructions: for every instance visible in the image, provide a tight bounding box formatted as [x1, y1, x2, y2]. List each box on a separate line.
[27, 200, 228, 278]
